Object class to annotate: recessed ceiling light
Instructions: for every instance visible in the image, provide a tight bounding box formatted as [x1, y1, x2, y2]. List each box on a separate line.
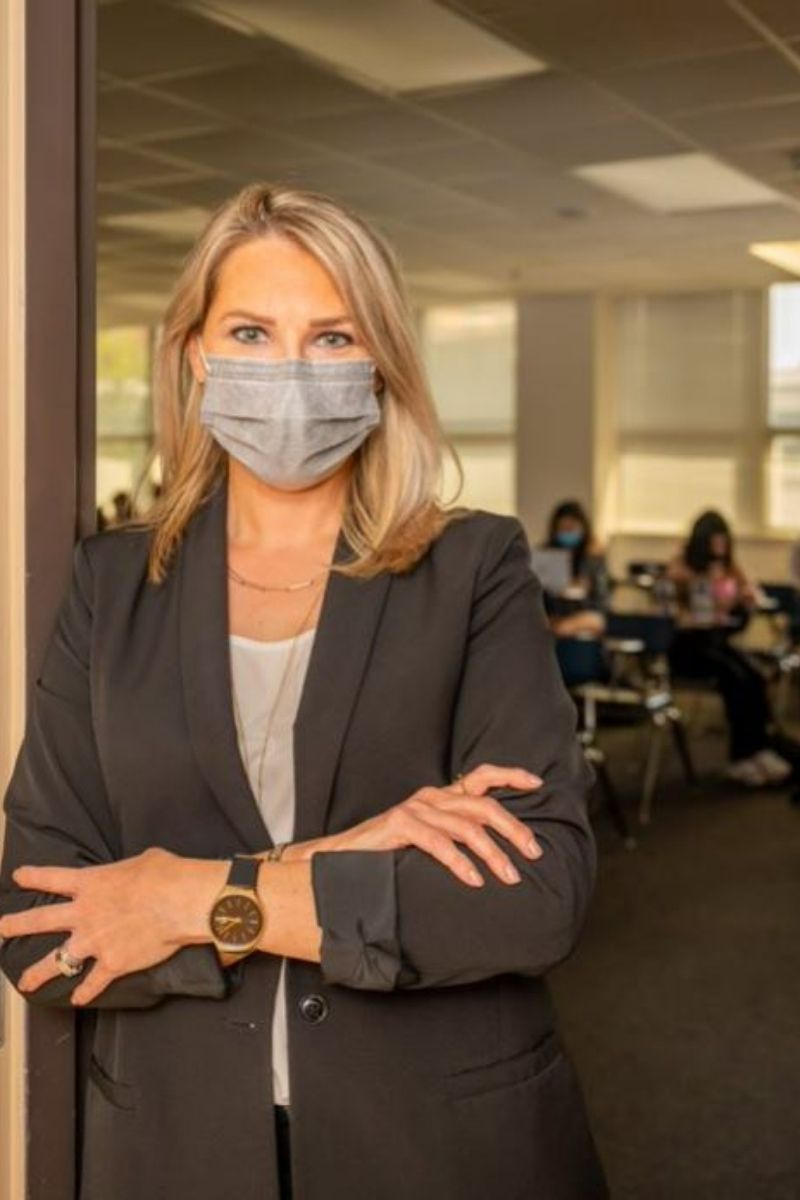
[182, 0, 546, 93]
[573, 152, 784, 213]
[749, 241, 800, 275]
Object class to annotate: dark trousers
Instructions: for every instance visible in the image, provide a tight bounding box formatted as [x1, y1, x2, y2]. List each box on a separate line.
[670, 631, 771, 761]
[275, 1106, 292, 1200]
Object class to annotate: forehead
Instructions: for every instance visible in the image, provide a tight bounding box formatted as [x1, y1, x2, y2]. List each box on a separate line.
[210, 234, 346, 312]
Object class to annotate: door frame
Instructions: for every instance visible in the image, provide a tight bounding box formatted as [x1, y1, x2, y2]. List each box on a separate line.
[23, 1, 96, 1196]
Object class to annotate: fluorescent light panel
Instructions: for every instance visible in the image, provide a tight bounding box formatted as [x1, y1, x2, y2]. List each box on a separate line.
[750, 241, 800, 276]
[102, 207, 211, 238]
[573, 152, 784, 214]
[183, 0, 547, 92]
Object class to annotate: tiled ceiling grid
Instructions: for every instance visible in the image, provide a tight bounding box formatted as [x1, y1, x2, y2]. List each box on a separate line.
[97, 0, 800, 323]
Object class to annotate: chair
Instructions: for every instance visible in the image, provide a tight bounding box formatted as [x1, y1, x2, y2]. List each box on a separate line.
[569, 613, 696, 826]
[751, 583, 800, 721]
[625, 560, 669, 594]
[555, 636, 636, 849]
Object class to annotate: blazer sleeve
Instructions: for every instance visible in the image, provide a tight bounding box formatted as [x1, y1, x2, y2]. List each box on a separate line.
[0, 538, 239, 1009]
[310, 516, 598, 991]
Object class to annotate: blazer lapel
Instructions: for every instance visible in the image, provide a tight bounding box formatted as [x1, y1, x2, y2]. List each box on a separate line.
[178, 476, 392, 851]
[292, 535, 392, 841]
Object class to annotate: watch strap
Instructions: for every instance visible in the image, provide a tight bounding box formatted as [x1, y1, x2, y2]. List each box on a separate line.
[227, 854, 261, 890]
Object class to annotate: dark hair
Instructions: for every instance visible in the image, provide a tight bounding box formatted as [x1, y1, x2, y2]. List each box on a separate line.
[684, 510, 733, 573]
[545, 499, 593, 575]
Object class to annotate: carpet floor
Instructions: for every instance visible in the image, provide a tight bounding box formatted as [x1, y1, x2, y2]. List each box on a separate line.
[550, 699, 800, 1199]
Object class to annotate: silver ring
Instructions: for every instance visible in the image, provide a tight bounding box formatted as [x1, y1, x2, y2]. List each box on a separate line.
[54, 946, 86, 978]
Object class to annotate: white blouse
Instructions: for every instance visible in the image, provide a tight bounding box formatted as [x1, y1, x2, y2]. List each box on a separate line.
[228, 626, 317, 1107]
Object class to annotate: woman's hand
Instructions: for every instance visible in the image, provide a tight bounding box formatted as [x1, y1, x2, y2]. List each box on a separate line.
[0, 848, 226, 1005]
[285, 763, 544, 888]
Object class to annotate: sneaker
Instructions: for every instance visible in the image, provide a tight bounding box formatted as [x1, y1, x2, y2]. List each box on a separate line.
[725, 756, 769, 788]
[755, 749, 794, 784]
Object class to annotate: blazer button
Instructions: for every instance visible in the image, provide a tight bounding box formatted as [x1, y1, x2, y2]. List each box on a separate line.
[299, 993, 329, 1024]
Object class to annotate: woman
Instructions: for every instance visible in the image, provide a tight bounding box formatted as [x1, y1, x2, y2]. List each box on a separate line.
[543, 499, 609, 641]
[0, 184, 606, 1200]
[668, 509, 791, 787]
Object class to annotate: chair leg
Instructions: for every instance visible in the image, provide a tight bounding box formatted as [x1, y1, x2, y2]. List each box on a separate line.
[585, 746, 636, 849]
[640, 716, 667, 826]
[667, 706, 696, 785]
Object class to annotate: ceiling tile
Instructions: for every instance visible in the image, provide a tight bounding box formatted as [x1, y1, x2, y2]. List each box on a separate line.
[143, 127, 323, 176]
[158, 57, 376, 122]
[524, 120, 684, 168]
[365, 137, 534, 182]
[720, 143, 800, 181]
[96, 190, 175, 219]
[98, 0, 259, 79]
[600, 46, 800, 115]
[134, 176, 252, 209]
[416, 71, 634, 136]
[468, 0, 759, 70]
[97, 145, 208, 186]
[98, 87, 218, 141]
[674, 96, 800, 147]
[460, 167, 644, 222]
[279, 104, 461, 156]
[740, 0, 800, 37]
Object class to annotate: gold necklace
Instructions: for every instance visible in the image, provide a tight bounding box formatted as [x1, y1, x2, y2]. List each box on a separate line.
[230, 581, 323, 808]
[228, 563, 330, 593]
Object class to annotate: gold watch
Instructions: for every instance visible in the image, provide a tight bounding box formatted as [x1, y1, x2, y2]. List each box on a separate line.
[208, 854, 265, 959]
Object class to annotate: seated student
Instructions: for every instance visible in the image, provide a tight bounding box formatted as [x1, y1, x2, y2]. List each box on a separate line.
[667, 509, 792, 787]
[543, 500, 609, 640]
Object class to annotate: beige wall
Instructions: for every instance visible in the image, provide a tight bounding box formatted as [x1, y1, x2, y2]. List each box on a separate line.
[516, 294, 603, 543]
[0, 2, 27, 1197]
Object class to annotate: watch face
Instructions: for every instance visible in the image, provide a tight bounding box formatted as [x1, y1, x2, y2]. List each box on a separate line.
[210, 894, 264, 947]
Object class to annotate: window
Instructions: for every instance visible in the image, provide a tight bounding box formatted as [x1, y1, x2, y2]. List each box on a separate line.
[612, 291, 765, 536]
[767, 284, 800, 529]
[96, 325, 158, 521]
[420, 301, 516, 515]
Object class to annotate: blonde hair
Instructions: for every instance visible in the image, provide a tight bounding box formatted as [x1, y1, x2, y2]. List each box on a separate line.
[127, 181, 466, 582]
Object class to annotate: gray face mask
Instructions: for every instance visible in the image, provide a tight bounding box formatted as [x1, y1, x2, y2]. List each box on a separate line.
[196, 339, 382, 490]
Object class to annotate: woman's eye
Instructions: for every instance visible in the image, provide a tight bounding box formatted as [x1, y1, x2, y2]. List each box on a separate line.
[315, 331, 353, 349]
[231, 325, 267, 344]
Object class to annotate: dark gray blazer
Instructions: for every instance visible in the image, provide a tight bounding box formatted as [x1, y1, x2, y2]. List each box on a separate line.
[0, 478, 607, 1200]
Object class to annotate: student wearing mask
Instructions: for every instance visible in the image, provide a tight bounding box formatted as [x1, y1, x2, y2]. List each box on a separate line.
[543, 500, 609, 640]
[667, 510, 792, 788]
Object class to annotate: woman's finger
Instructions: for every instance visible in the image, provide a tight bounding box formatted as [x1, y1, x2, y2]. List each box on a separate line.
[71, 963, 115, 1007]
[11, 864, 83, 896]
[458, 765, 542, 795]
[401, 816, 485, 888]
[0, 901, 77, 939]
[18, 947, 66, 993]
[451, 795, 542, 860]
[416, 806, 522, 885]
[413, 789, 542, 860]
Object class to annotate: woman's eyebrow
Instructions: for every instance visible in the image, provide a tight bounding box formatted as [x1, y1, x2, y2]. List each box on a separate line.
[219, 310, 353, 327]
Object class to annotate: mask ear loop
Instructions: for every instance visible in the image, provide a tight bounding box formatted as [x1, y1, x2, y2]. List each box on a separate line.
[195, 334, 209, 375]
[372, 365, 386, 400]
